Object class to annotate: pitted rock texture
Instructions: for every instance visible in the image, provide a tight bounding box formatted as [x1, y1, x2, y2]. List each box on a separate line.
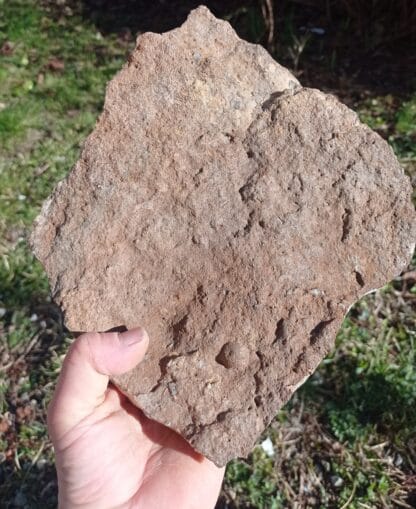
[31, 6, 416, 466]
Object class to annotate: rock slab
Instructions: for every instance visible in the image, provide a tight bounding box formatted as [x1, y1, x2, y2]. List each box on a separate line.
[31, 7, 416, 466]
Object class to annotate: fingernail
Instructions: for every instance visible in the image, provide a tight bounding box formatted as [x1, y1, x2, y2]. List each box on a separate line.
[119, 327, 147, 346]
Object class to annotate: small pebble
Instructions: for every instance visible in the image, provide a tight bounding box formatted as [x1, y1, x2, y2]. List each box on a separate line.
[260, 437, 275, 457]
[36, 459, 48, 470]
[394, 453, 403, 466]
[330, 475, 343, 488]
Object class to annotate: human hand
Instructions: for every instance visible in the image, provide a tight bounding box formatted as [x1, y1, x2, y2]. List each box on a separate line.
[48, 328, 225, 508]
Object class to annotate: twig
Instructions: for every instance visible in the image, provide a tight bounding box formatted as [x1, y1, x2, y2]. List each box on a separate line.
[31, 440, 46, 467]
[14, 449, 21, 471]
[391, 498, 414, 509]
[261, 0, 275, 49]
[0, 332, 41, 373]
[340, 480, 357, 509]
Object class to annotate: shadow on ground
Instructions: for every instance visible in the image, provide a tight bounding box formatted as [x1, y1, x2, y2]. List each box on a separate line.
[79, 0, 250, 34]
[63, 0, 416, 97]
[0, 460, 57, 509]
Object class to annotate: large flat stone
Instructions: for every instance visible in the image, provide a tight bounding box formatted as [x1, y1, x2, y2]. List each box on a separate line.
[31, 7, 415, 466]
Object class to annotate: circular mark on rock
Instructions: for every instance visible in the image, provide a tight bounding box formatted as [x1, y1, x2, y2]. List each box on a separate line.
[216, 342, 250, 369]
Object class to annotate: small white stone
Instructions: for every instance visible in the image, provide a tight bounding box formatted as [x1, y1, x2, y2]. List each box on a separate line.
[260, 437, 274, 457]
[330, 475, 343, 488]
[395, 453, 403, 466]
[310, 27, 325, 35]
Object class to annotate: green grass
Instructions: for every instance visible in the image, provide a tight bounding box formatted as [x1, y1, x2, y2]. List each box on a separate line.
[0, 1, 415, 508]
[0, 1, 128, 506]
[222, 293, 416, 508]
[0, 0, 126, 240]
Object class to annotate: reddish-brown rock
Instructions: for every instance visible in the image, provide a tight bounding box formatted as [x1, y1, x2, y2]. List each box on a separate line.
[31, 7, 415, 466]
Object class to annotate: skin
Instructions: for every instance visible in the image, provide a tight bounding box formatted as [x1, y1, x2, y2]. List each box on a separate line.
[48, 327, 225, 509]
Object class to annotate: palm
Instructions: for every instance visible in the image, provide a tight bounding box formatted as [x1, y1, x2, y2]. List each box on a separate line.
[54, 385, 223, 509]
[49, 329, 224, 508]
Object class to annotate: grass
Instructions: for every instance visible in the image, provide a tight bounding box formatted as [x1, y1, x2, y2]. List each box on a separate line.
[0, 1, 415, 508]
[221, 281, 416, 508]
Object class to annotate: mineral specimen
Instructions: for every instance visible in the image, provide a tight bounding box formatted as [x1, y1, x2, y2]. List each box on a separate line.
[31, 6, 415, 466]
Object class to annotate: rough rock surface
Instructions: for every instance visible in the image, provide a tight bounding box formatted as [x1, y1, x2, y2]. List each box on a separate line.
[31, 7, 416, 466]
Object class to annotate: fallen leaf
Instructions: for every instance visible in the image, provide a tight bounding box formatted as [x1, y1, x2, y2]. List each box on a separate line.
[47, 57, 65, 71]
[0, 418, 10, 434]
[0, 41, 14, 56]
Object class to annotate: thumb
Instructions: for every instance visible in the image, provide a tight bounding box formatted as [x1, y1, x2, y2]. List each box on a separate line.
[48, 327, 148, 441]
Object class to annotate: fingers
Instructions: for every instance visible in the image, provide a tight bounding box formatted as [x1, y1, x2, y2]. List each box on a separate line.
[48, 327, 149, 441]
